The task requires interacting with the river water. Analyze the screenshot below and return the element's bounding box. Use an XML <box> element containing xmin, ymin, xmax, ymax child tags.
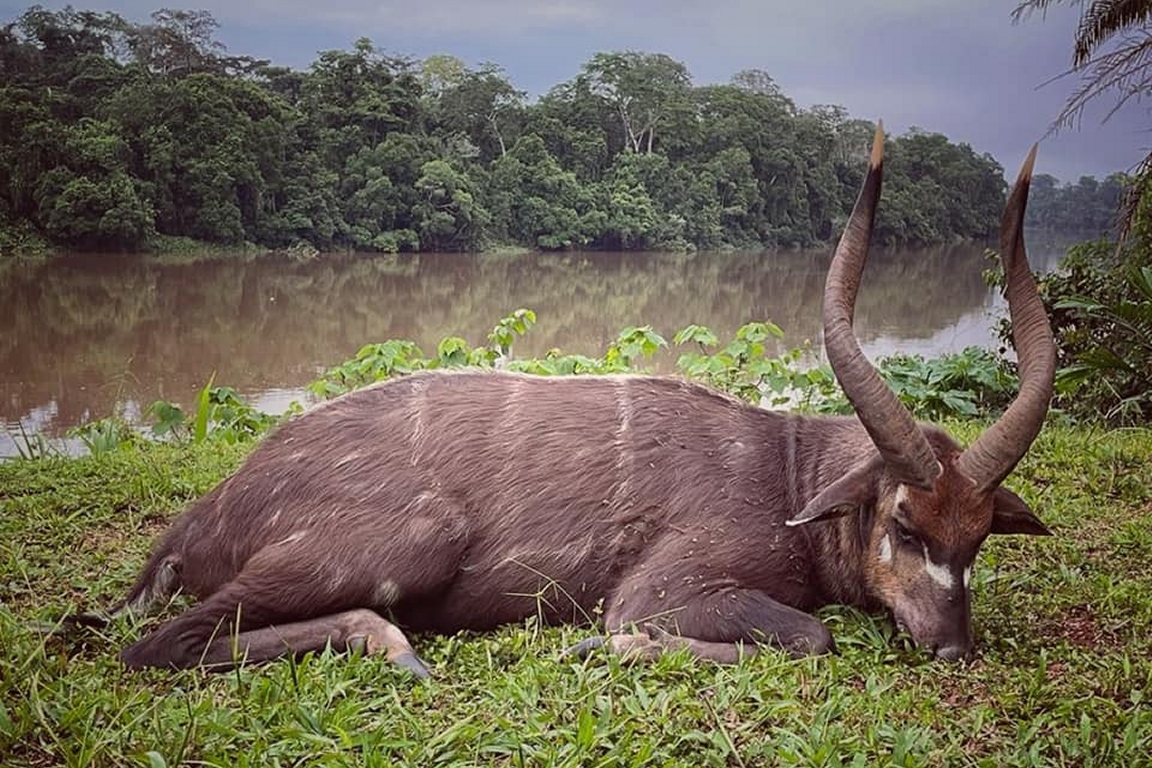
<box><xmin>0</xmin><ymin>239</ymin><xmax>1071</xmax><ymax>458</ymax></box>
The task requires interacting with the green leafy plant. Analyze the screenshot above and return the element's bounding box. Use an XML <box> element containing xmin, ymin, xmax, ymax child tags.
<box><xmin>876</xmin><ymin>347</ymin><xmax>1019</xmax><ymax>420</ymax></box>
<box><xmin>603</xmin><ymin>326</ymin><xmax>668</xmax><ymax>371</ymax></box>
<box><xmin>999</xmin><ymin>231</ymin><xmax>1152</xmax><ymax>426</ymax></box>
<box><xmin>306</xmin><ymin>313</ymin><xmax>1015</xmax><ymax>422</ymax></box>
<box><xmin>1051</xmin><ymin>264</ymin><xmax>1152</xmax><ymax>423</ymax></box>
<box><xmin>674</xmin><ymin>321</ymin><xmax>842</xmax><ymax>411</ymax></box>
<box><xmin>145</xmin><ymin>377</ymin><xmax>280</xmax><ymax>446</ymax></box>
<box><xmin>307</xmin><ymin>340</ymin><xmax>432</xmax><ymax>398</ymax></box>
<box><xmin>67</xmin><ymin>418</ymin><xmax>139</xmax><ymax>457</ymax></box>
<box><xmin>5</xmin><ymin>420</ymin><xmax>59</xmax><ymax>461</ymax></box>
<box><xmin>309</xmin><ymin>309</ymin><xmax>544</xmax><ymax>397</ymax></box>
<box><xmin>486</xmin><ymin>308</ymin><xmax>537</xmax><ymax>360</ymax></box>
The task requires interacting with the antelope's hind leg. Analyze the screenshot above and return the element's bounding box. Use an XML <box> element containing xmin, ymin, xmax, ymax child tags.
<box><xmin>120</xmin><ymin>540</ymin><xmax>463</xmax><ymax>676</ymax></box>
<box><xmin>120</xmin><ymin>494</ymin><xmax>471</xmax><ymax>676</ymax></box>
<box><xmin>129</xmin><ymin>606</ymin><xmax>429</xmax><ymax>676</ymax></box>
<box><xmin>119</xmin><ymin>575</ymin><xmax>433</xmax><ymax>677</ymax></box>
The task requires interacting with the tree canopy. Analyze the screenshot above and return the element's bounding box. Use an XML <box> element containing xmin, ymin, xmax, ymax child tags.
<box><xmin>0</xmin><ymin>5</ymin><xmax>1118</xmax><ymax>255</ymax></box>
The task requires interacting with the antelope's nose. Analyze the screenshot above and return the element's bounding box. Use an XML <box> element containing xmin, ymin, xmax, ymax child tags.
<box><xmin>934</xmin><ymin>643</ymin><xmax>971</xmax><ymax>662</ymax></box>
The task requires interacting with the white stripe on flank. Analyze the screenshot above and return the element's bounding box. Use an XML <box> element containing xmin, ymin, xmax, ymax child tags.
<box><xmin>613</xmin><ymin>379</ymin><xmax>633</xmax><ymax>504</ymax></box>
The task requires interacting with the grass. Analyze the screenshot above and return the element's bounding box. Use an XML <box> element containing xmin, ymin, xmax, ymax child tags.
<box><xmin>1</xmin><ymin>425</ymin><xmax>1150</xmax><ymax>767</ymax></box>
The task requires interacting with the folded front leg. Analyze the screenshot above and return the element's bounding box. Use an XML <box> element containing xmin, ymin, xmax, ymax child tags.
<box><xmin>565</xmin><ymin>627</ymin><xmax>755</xmax><ymax>664</ymax></box>
<box><xmin>595</xmin><ymin>566</ymin><xmax>835</xmax><ymax>662</ymax></box>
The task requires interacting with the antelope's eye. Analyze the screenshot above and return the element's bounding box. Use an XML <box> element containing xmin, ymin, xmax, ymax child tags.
<box><xmin>894</xmin><ymin>520</ymin><xmax>918</xmax><ymax>546</ymax></box>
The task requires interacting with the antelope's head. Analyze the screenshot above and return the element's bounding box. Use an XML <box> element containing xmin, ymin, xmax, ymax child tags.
<box><xmin>789</xmin><ymin>124</ymin><xmax>1057</xmax><ymax>660</ymax></box>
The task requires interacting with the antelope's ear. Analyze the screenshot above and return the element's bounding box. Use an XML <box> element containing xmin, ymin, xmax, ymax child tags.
<box><xmin>787</xmin><ymin>456</ymin><xmax>881</xmax><ymax>527</ymax></box>
<box><xmin>991</xmin><ymin>486</ymin><xmax>1052</xmax><ymax>536</ymax></box>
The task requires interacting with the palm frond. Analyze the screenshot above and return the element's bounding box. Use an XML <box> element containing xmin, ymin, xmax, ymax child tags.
<box><xmin>1074</xmin><ymin>0</ymin><xmax>1152</xmax><ymax>65</ymax></box>
<box><xmin>1049</xmin><ymin>30</ymin><xmax>1152</xmax><ymax>130</ymax></box>
<box><xmin>1012</xmin><ymin>0</ymin><xmax>1079</xmax><ymax>26</ymax></box>
<box><xmin>1014</xmin><ymin>1</ymin><xmax>1152</xmax><ymax>64</ymax></box>
<box><xmin>1118</xmin><ymin>150</ymin><xmax>1152</xmax><ymax>242</ymax></box>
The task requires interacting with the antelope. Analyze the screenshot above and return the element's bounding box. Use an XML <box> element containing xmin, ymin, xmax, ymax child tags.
<box><xmin>86</xmin><ymin>125</ymin><xmax>1055</xmax><ymax>676</ymax></box>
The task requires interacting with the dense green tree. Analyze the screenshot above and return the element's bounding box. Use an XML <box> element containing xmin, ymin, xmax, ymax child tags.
<box><xmin>1024</xmin><ymin>172</ymin><xmax>1126</xmax><ymax>233</ymax></box>
<box><xmin>126</xmin><ymin>9</ymin><xmax>224</xmax><ymax>76</ymax></box>
<box><xmin>0</xmin><ymin>5</ymin><xmax>1100</xmax><ymax>256</ymax></box>
<box><xmin>340</xmin><ymin>132</ymin><xmax>438</xmax><ymax>251</ymax></box>
<box><xmin>425</xmin><ymin>59</ymin><xmax>524</xmax><ymax>161</ymax></box>
<box><xmin>412</xmin><ymin>159</ymin><xmax>487</xmax><ymax>251</ymax></box>
<box><xmin>582</xmin><ymin>51</ymin><xmax>693</xmax><ymax>155</ymax></box>
<box><xmin>486</xmin><ymin>135</ymin><xmax>600</xmax><ymax>249</ymax></box>
<box><xmin>299</xmin><ymin>39</ymin><xmax>422</xmax><ymax>167</ymax></box>
<box><xmin>33</xmin><ymin>117</ymin><xmax>153</xmax><ymax>247</ymax></box>
<box><xmin>528</xmin><ymin>76</ymin><xmax>618</xmax><ymax>180</ymax></box>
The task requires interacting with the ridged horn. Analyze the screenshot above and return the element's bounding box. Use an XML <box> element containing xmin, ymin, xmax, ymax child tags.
<box><xmin>823</xmin><ymin>122</ymin><xmax>942</xmax><ymax>489</ymax></box>
<box><xmin>958</xmin><ymin>145</ymin><xmax>1055</xmax><ymax>490</ymax></box>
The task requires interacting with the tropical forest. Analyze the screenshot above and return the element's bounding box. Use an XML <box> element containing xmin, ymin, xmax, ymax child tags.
<box><xmin>0</xmin><ymin>5</ymin><xmax>1129</xmax><ymax>256</ymax></box>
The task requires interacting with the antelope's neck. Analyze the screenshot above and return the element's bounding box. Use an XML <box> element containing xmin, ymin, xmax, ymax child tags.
<box><xmin>786</xmin><ymin>417</ymin><xmax>877</xmax><ymax>609</ymax></box>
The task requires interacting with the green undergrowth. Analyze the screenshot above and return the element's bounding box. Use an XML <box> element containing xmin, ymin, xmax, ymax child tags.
<box><xmin>5</xmin><ymin>310</ymin><xmax>1026</xmax><ymax>460</ymax></box>
<box><xmin>1</xmin><ymin>423</ymin><xmax>1149</xmax><ymax>767</ymax></box>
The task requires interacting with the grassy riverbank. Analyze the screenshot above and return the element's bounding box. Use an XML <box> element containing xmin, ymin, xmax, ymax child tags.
<box><xmin>1</xmin><ymin>422</ymin><xmax>1149</xmax><ymax>767</ymax></box>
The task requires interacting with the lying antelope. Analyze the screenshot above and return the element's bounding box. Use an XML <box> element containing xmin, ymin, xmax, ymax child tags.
<box><xmin>88</xmin><ymin>125</ymin><xmax>1055</xmax><ymax>675</ymax></box>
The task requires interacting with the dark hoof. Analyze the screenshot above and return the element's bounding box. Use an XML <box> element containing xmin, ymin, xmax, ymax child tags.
<box><xmin>933</xmin><ymin>644</ymin><xmax>972</xmax><ymax>662</ymax></box>
<box><xmin>782</xmin><ymin>626</ymin><xmax>836</xmax><ymax>657</ymax></box>
<box><xmin>30</xmin><ymin>619</ymin><xmax>66</xmax><ymax>636</ymax></box>
<box><xmin>561</xmin><ymin>636</ymin><xmax>605</xmax><ymax>660</ymax></box>
<box><xmin>392</xmin><ymin>652</ymin><xmax>432</xmax><ymax>679</ymax></box>
<box><xmin>32</xmin><ymin>612</ymin><xmax>110</xmax><ymax>636</ymax></box>
<box><xmin>70</xmin><ymin>611</ymin><xmax>113</xmax><ymax>629</ymax></box>
<box><xmin>120</xmin><ymin>642</ymin><xmax>152</xmax><ymax>669</ymax></box>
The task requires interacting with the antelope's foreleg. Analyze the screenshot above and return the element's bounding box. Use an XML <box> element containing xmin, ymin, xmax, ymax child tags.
<box><xmin>595</xmin><ymin>571</ymin><xmax>835</xmax><ymax>661</ymax></box>
<box><xmin>565</xmin><ymin>629</ymin><xmax>754</xmax><ymax>664</ymax></box>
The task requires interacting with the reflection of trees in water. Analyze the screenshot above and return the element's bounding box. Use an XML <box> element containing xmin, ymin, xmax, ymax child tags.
<box><xmin>1</xmin><ymin>243</ymin><xmax>1059</xmax><ymax>435</ymax></box>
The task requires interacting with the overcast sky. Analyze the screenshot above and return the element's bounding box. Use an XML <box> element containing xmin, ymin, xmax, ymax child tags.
<box><xmin>5</xmin><ymin>0</ymin><xmax>1148</xmax><ymax>181</ymax></box>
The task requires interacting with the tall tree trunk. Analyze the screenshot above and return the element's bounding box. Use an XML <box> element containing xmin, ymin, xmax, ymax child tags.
<box><xmin>488</xmin><ymin>112</ymin><xmax>506</xmax><ymax>157</ymax></box>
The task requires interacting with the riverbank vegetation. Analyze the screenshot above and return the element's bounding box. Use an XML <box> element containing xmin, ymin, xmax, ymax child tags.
<box><xmin>0</xmin><ymin>5</ymin><xmax>1128</xmax><ymax>257</ymax></box>
<box><xmin>4</xmin><ymin>179</ymin><xmax>1148</xmax><ymax>762</ymax></box>
<box><xmin>3</xmin><ymin>250</ymin><xmax>1150</xmax><ymax>765</ymax></box>
<box><xmin>1</xmin><ymin>314</ymin><xmax>1149</xmax><ymax>765</ymax></box>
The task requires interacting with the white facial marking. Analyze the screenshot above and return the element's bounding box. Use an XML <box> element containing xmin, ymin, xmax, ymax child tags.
<box><xmin>895</xmin><ymin>484</ymin><xmax>911</xmax><ymax>508</ymax></box>
<box><xmin>922</xmin><ymin>544</ymin><xmax>954</xmax><ymax>590</ymax></box>
<box><xmin>963</xmin><ymin>566</ymin><xmax>972</xmax><ymax>589</ymax></box>
<box><xmin>878</xmin><ymin>534</ymin><xmax>893</xmax><ymax>564</ymax></box>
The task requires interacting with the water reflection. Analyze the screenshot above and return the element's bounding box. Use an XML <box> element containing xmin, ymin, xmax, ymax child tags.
<box><xmin>0</xmin><ymin>242</ymin><xmax>1067</xmax><ymax>457</ymax></box>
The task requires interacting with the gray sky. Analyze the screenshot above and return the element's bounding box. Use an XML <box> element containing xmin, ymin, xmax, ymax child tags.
<box><xmin>5</xmin><ymin>0</ymin><xmax>1147</xmax><ymax>181</ymax></box>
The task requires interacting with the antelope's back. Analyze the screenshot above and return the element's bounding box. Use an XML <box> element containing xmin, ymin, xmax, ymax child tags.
<box><xmin>175</xmin><ymin>371</ymin><xmax>790</xmax><ymax>603</ymax></box>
